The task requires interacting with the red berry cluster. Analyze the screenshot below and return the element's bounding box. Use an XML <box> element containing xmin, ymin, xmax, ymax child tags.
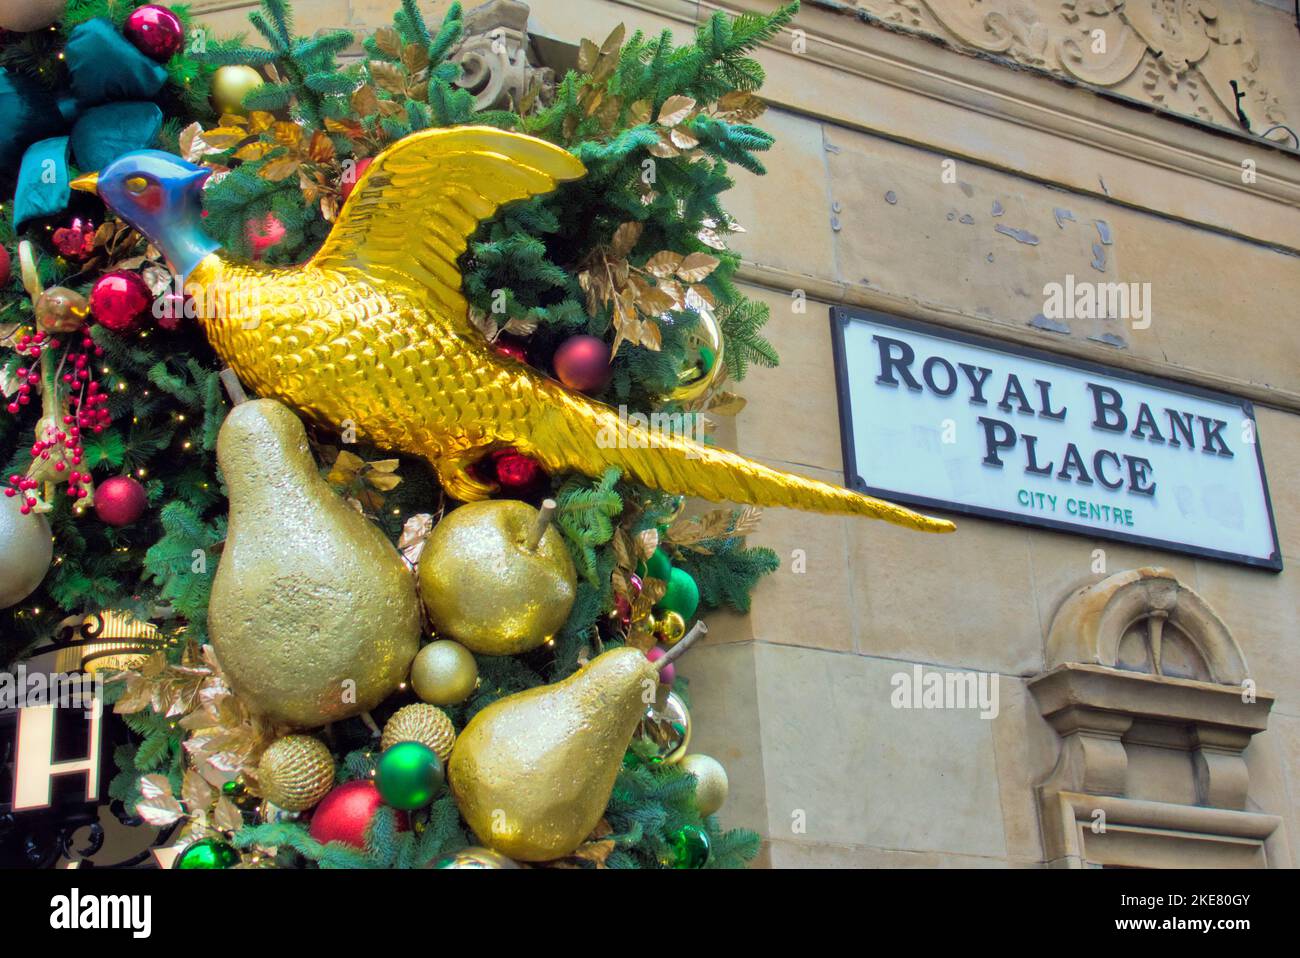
<box><xmin>4</xmin><ymin>328</ymin><xmax>110</xmax><ymax>508</ymax></box>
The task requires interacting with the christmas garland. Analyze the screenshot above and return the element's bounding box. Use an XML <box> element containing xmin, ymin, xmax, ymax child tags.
<box><xmin>0</xmin><ymin>0</ymin><xmax>799</xmax><ymax>869</ymax></box>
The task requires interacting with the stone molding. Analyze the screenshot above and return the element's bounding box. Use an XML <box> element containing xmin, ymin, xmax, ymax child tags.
<box><xmin>1029</xmin><ymin>568</ymin><xmax>1285</xmax><ymax>867</ymax></box>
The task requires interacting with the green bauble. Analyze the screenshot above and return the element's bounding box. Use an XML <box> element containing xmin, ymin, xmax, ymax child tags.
<box><xmin>174</xmin><ymin>838</ymin><xmax>240</xmax><ymax>870</ymax></box>
<box><xmin>376</xmin><ymin>741</ymin><xmax>444</xmax><ymax>810</ymax></box>
<box><xmin>667</xmin><ymin>824</ymin><xmax>711</xmax><ymax>869</ymax></box>
<box><xmin>639</xmin><ymin>548</ymin><xmax>672</xmax><ymax>582</ymax></box>
<box><xmin>657</xmin><ymin>567</ymin><xmax>700</xmax><ymax>620</ymax></box>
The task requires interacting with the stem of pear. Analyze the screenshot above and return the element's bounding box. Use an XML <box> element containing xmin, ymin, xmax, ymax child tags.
<box><xmin>525</xmin><ymin>498</ymin><xmax>557</xmax><ymax>551</ymax></box>
<box><xmin>219</xmin><ymin>367</ymin><xmax>248</xmax><ymax>406</ymax></box>
<box><xmin>656</xmin><ymin>621</ymin><xmax>707</xmax><ymax>671</ymax></box>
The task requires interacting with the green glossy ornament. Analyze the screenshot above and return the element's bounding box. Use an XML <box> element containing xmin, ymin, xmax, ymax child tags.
<box><xmin>376</xmin><ymin>741</ymin><xmax>444</xmax><ymax>810</ymax></box>
<box><xmin>656</xmin><ymin>566</ymin><xmax>700</xmax><ymax>620</ymax></box>
<box><xmin>174</xmin><ymin>838</ymin><xmax>240</xmax><ymax>870</ymax></box>
<box><xmin>668</xmin><ymin>824</ymin><xmax>710</xmax><ymax>869</ymax></box>
<box><xmin>639</xmin><ymin>548</ymin><xmax>672</xmax><ymax>582</ymax></box>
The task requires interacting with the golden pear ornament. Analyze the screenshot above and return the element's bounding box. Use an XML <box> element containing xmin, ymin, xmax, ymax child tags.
<box><xmin>448</xmin><ymin>624</ymin><xmax>706</xmax><ymax>862</ymax></box>
<box><xmin>381</xmin><ymin>703</ymin><xmax>456</xmax><ymax>763</ymax></box>
<box><xmin>208</xmin><ymin>399</ymin><xmax>421</xmax><ymax>727</ymax></box>
<box><xmin>256</xmin><ymin>735</ymin><xmax>336</xmax><ymax>812</ymax></box>
<box><xmin>417</xmin><ymin>499</ymin><xmax>576</xmax><ymax>656</ymax></box>
<box><xmin>0</xmin><ymin>493</ymin><xmax>52</xmax><ymax>610</ymax></box>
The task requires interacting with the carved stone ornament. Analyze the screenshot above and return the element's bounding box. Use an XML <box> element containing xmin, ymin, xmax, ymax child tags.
<box><xmin>1028</xmin><ymin>568</ymin><xmax>1287</xmax><ymax>867</ymax></box>
<box><xmin>846</xmin><ymin>0</ymin><xmax>1291</xmax><ymax>138</ymax></box>
<box><xmin>451</xmin><ymin>0</ymin><xmax>555</xmax><ymax>113</ymax></box>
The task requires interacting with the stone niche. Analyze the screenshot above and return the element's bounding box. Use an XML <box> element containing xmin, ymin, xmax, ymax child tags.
<box><xmin>1029</xmin><ymin>567</ymin><xmax>1288</xmax><ymax>867</ymax></box>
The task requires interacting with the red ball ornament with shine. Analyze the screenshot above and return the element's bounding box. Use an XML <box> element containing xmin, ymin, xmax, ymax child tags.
<box><xmin>309</xmin><ymin>780</ymin><xmax>407</xmax><ymax>849</ymax></box>
<box><xmin>124</xmin><ymin>5</ymin><xmax>185</xmax><ymax>61</ymax></box>
<box><xmin>94</xmin><ymin>476</ymin><xmax>148</xmax><ymax>527</ymax></box>
<box><xmin>491</xmin><ymin>448</ymin><xmax>545</xmax><ymax>494</ymax></box>
<box><xmin>341</xmin><ymin>157</ymin><xmax>373</xmax><ymax>202</ymax></box>
<box><xmin>0</xmin><ymin>245</ymin><xmax>10</xmax><ymax>287</ymax></box>
<box><xmin>90</xmin><ymin>271</ymin><xmax>152</xmax><ymax>333</ymax></box>
<box><xmin>553</xmin><ymin>334</ymin><xmax>611</xmax><ymax>393</ymax></box>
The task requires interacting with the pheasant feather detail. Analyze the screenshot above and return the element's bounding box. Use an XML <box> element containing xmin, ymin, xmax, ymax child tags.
<box><xmin>82</xmin><ymin>128</ymin><xmax>953</xmax><ymax>533</ymax></box>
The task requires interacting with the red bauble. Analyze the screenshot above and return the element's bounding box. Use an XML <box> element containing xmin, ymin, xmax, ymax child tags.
<box><xmin>52</xmin><ymin>217</ymin><xmax>96</xmax><ymax>261</ymax></box>
<box><xmin>340</xmin><ymin>157</ymin><xmax>373</xmax><ymax>202</ymax></box>
<box><xmin>492</xmin><ymin>337</ymin><xmax>529</xmax><ymax>365</ymax></box>
<box><xmin>245</xmin><ymin>212</ymin><xmax>286</xmax><ymax>261</ymax></box>
<box><xmin>90</xmin><ymin>271</ymin><xmax>153</xmax><ymax>333</ymax></box>
<box><xmin>94</xmin><ymin>476</ymin><xmax>148</xmax><ymax>527</ymax></box>
<box><xmin>553</xmin><ymin>334</ymin><xmax>612</xmax><ymax>393</ymax></box>
<box><xmin>124</xmin><ymin>5</ymin><xmax>184</xmax><ymax>61</ymax></box>
<box><xmin>309</xmin><ymin>780</ymin><xmax>407</xmax><ymax>848</ymax></box>
<box><xmin>491</xmin><ymin>448</ymin><xmax>545</xmax><ymax>493</ymax></box>
<box><xmin>0</xmin><ymin>245</ymin><xmax>10</xmax><ymax>287</ymax></box>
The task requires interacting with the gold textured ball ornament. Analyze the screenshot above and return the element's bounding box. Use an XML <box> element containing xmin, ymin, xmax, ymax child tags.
<box><xmin>680</xmin><ymin>753</ymin><xmax>729</xmax><ymax>817</ymax></box>
<box><xmin>382</xmin><ymin>703</ymin><xmax>456</xmax><ymax>763</ymax></box>
<box><xmin>256</xmin><ymin>735</ymin><xmax>336</xmax><ymax>812</ymax></box>
<box><xmin>211</xmin><ymin>65</ymin><xmax>264</xmax><ymax>115</ymax></box>
<box><xmin>427</xmin><ymin>846</ymin><xmax>521</xmax><ymax>869</ymax></box>
<box><xmin>411</xmin><ymin>640</ymin><xmax>478</xmax><ymax>706</ymax></box>
<box><xmin>635</xmin><ymin>689</ymin><xmax>692</xmax><ymax>765</ymax></box>
<box><xmin>417</xmin><ymin>500</ymin><xmax>576</xmax><ymax>656</ymax></box>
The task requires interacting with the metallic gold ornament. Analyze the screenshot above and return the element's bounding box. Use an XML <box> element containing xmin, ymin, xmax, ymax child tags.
<box><xmin>85</xmin><ymin>127</ymin><xmax>952</xmax><ymax>534</ymax></box>
<box><xmin>635</xmin><ymin>689</ymin><xmax>691</xmax><ymax>765</ymax></box>
<box><xmin>418</xmin><ymin>500</ymin><xmax>576</xmax><ymax>656</ymax></box>
<box><xmin>680</xmin><ymin>753</ymin><xmax>728</xmax><ymax>817</ymax></box>
<box><xmin>208</xmin><ymin>400</ymin><xmax>421</xmax><ymax>727</ymax></box>
<box><xmin>667</xmin><ymin>303</ymin><xmax>724</xmax><ymax>402</ymax></box>
<box><xmin>653</xmin><ymin>610</ymin><xmax>687</xmax><ymax>646</ymax></box>
<box><xmin>0</xmin><ymin>493</ymin><xmax>52</xmax><ymax>610</ymax></box>
<box><xmin>256</xmin><ymin>735</ymin><xmax>336</xmax><ymax>812</ymax></box>
<box><xmin>449</xmin><ymin>647</ymin><xmax>660</xmax><ymax>862</ymax></box>
<box><xmin>381</xmin><ymin>703</ymin><xmax>456</xmax><ymax>763</ymax></box>
<box><xmin>34</xmin><ymin>286</ymin><xmax>90</xmax><ymax>333</ymax></box>
<box><xmin>211</xmin><ymin>65</ymin><xmax>264</xmax><ymax>115</ymax></box>
<box><xmin>410</xmin><ymin>640</ymin><xmax>478</xmax><ymax>706</ymax></box>
<box><xmin>428</xmin><ymin>846</ymin><xmax>521</xmax><ymax>869</ymax></box>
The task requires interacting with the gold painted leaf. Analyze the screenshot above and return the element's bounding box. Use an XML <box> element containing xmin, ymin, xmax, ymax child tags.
<box><xmin>675</xmin><ymin>252</ymin><xmax>720</xmax><ymax>282</ymax></box>
<box><xmin>367</xmin><ymin>473</ymin><xmax>402</xmax><ymax>492</ymax></box>
<box><xmin>213</xmin><ymin>796</ymin><xmax>244</xmax><ymax>833</ymax></box>
<box><xmin>610</xmin><ymin>222</ymin><xmax>643</xmax><ymax>258</ymax></box>
<box><xmin>635</xmin><ymin>527</ymin><xmax>660</xmax><ymax>560</ymax></box>
<box><xmin>307</xmin><ymin>130</ymin><xmax>335</xmax><ymax>163</ymax></box>
<box><xmin>182</xmin><ymin>769</ymin><xmax>215</xmax><ymax>811</ymax></box>
<box><xmin>639</xmin><ymin>318</ymin><xmax>663</xmax><ymax>351</ymax></box>
<box><xmin>137</xmin><ymin>774</ymin><xmax>185</xmax><ymax>826</ymax></box>
<box><xmin>657</xmin><ymin>95</ymin><xmax>696</xmax><ymax>128</ymax></box>
<box><xmin>706</xmin><ymin>391</ymin><xmax>748</xmax><ymax>416</ymax></box>
<box><xmin>233</xmin><ymin>142</ymin><xmax>275</xmax><ymax>162</ymax></box>
<box><xmin>600</xmin><ymin>24</ymin><xmax>626</xmax><ymax>58</ymax></box>
<box><xmin>644</xmin><ymin>251</ymin><xmax>683</xmax><ymax>278</ymax></box>
<box><xmin>577</xmin><ymin>38</ymin><xmax>600</xmax><ymax>73</ymax></box>
<box><xmin>272</xmin><ymin>121</ymin><xmax>303</xmax><ymax>148</ymax></box>
<box><xmin>351</xmin><ymin>84</ymin><xmax>381</xmax><ymax>117</ymax></box>
<box><xmin>670</xmin><ymin>127</ymin><xmax>699</xmax><ymax>150</ymax></box>
<box><xmin>247</xmin><ymin>111</ymin><xmax>276</xmax><ymax>134</ymax></box>
<box><xmin>200</xmin><ymin>127</ymin><xmax>249</xmax><ymax>150</ymax></box>
<box><xmin>376</xmin><ymin>98</ymin><xmax>406</xmax><ymax>117</ymax></box>
<box><xmin>401</xmin><ymin>42</ymin><xmax>429</xmax><ymax>74</ymax></box>
<box><xmin>373</xmin><ymin>26</ymin><xmax>403</xmax><ymax>59</ymax></box>
<box><xmin>647</xmin><ymin>133</ymin><xmax>680</xmax><ymax>158</ymax></box>
<box><xmin>259</xmin><ymin>156</ymin><xmax>301</xmax><ymax>182</ymax></box>
<box><xmin>629</xmin><ymin>99</ymin><xmax>653</xmax><ymax>125</ymax></box>
<box><xmin>370</xmin><ymin>60</ymin><xmax>407</xmax><ymax>96</ymax></box>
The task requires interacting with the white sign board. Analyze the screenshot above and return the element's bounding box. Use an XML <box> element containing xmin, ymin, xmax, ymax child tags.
<box><xmin>829</xmin><ymin>309</ymin><xmax>1282</xmax><ymax>570</ymax></box>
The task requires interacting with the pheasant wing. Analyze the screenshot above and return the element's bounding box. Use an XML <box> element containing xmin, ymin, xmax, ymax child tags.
<box><xmin>310</xmin><ymin>126</ymin><xmax>586</xmax><ymax>317</ymax></box>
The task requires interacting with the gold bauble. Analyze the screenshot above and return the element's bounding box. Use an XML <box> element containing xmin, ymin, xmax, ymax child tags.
<box><xmin>208</xmin><ymin>400</ymin><xmax>421</xmax><ymax>727</ymax></box>
<box><xmin>667</xmin><ymin>302</ymin><xmax>725</xmax><ymax>402</ymax></box>
<box><xmin>654</xmin><ymin>610</ymin><xmax>687</xmax><ymax>646</ymax></box>
<box><xmin>635</xmin><ymin>689</ymin><xmax>691</xmax><ymax>765</ymax></box>
<box><xmin>381</xmin><ymin>703</ymin><xmax>456</xmax><ymax>763</ymax></box>
<box><xmin>211</xmin><ymin>65</ymin><xmax>264</xmax><ymax>115</ymax></box>
<box><xmin>34</xmin><ymin>287</ymin><xmax>90</xmax><ymax>334</ymax></box>
<box><xmin>680</xmin><ymin>753</ymin><xmax>728</xmax><ymax>817</ymax></box>
<box><xmin>417</xmin><ymin>500</ymin><xmax>576</xmax><ymax>656</ymax></box>
<box><xmin>449</xmin><ymin>647</ymin><xmax>659</xmax><ymax>861</ymax></box>
<box><xmin>256</xmin><ymin>735</ymin><xmax>336</xmax><ymax>812</ymax></box>
<box><xmin>410</xmin><ymin>640</ymin><xmax>478</xmax><ymax>706</ymax></box>
<box><xmin>427</xmin><ymin>846</ymin><xmax>521</xmax><ymax>869</ymax></box>
<box><xmin>0</xmin><ymin>493</ymin><xmax>52</xmax><ymax>610</ymax></box>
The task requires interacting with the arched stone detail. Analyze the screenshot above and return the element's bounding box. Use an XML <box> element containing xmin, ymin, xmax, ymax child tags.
<box><xmin>1046</xmin><ymin>567</ymin><xmax>1248</xmax><ymax>686</ymax></box>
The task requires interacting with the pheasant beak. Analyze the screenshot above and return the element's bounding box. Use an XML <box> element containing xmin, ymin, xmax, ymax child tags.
<box><xmin>70</xmin><ymin>172</ymin><xmax>100</xmax><ymax>194</ymax></box>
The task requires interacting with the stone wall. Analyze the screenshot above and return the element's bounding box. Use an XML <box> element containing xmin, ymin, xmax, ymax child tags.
<box><xmin>189</xmin><ymin>0</ymin><xmax>1300</xmax><ymax>866</ymax></box>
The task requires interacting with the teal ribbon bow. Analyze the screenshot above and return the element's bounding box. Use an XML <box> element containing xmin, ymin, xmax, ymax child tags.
<box><xmin>1</xmin><ymin>18</ymin><xmax>169</xmax><ymax>228</ymax></box>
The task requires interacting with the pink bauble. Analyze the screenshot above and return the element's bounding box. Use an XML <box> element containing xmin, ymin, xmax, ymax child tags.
<box><xmin>646</xmin><ymin>645</ymin><xmax>675</xmax><ymax>686</ymax></box>
<box><xmin>341</xmin><ymin>157</ymin><xmax>373</xmax><ymax>202</ymax></box>
<box><xmin>123</xmin><ymin>5</ymin><xmax>184</xmax><ymax>61</ymax></box>
<box><xmin>94</xmin><ymin>476</ymin><xmax>148</xmax><ymax>527</ymax></box>
<box><xmin>0</xmin><ymin>245</ymin><xmax>9</xmax><ymax>287</ymax></box>
<box><xmin>553</xmin><ymin>334</ymin><xmax>611</xmax><ymax>393</ymax></box>
<box><xmin>90</xmin><ymin>271</ymin><xmax>152</xmax><ymax>333</ymax></box>
<box><xmin>309</xmin><ymin>780</ymin><xmax>407</xmax><ymax>849</ymax></box>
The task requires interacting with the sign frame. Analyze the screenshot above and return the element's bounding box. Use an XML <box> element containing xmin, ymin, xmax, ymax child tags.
<box><xmin>828</xmin><ymin>306</ymin><xmax>1284</xmax><ymax>571</ymax></box>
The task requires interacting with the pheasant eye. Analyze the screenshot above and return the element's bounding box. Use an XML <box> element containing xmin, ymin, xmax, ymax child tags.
<box><xmin>125</xmin><ymin>176</ymin><xmax>150</xmax><ymax>195</ymax></box>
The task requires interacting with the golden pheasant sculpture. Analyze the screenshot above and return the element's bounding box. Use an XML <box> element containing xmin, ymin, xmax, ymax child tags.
<box><xmin>73</xmin><ymin>127</ymin><xmax>952</xmax><ymax>532</ymax></box>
